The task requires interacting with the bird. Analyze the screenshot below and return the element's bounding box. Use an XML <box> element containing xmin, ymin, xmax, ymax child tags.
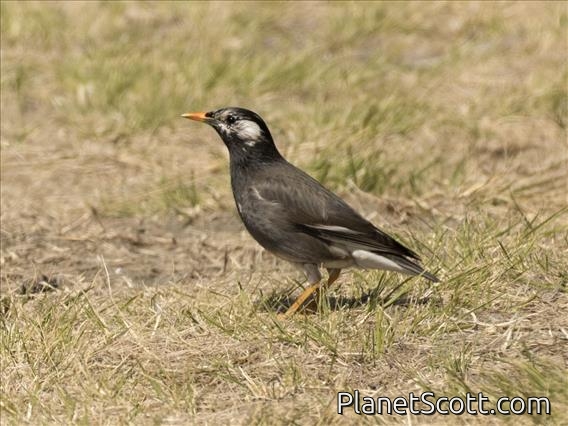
<box><xmin>182</xmin><ymin>107</ymin><xmax>439</xmax><ymax>317</ymax></box>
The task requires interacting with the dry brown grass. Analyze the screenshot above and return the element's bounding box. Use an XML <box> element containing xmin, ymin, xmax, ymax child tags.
<box><xmin>1</xmin><ymin>1</ymin><xmax>567</xmax><ymax>425</ymax></box>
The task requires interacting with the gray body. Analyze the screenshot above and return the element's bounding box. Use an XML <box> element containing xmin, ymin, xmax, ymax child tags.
<box><xmin>185</xmin><ymin>107</ymin><xmax>439</xmax><ymax>285</ymax></box>
<box><xmin>231</xmin><ymin>158</ymin><xmax>438</xmax><ymax>283</ymax></box>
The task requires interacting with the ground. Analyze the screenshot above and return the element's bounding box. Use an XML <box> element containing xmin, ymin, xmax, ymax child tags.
<box><xmin>1</xmin><ymin>2</ymin><xmax>567</xmax><ymax>425</ymax></box>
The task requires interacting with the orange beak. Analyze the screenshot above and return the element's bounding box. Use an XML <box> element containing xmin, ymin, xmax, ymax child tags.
<box><xmin>181</xmin><ymin>112</ymin><xmax>209</xmax><ymax>122</ymax></box>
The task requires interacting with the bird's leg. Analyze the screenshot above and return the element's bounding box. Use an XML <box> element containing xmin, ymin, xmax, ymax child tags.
<box><xmin>302</xmin><ymin>268</ymin><xmax>342</xmax><ymax>314</ymax></box>
<box><xmin>279</xmin><ymin>269</ymin><xmax>342</xmax><ymax>319</ymax></box>
<box><xmin>313</xmin><ymin>268</ymin><xmax>341</xmax><ymax>308</ymax></box>
<box><xmin>280</xmin><ymin>280</ymin><xmax>321</xmax><ymax>318</ymax></box>
<box><xmin>325</xmin><ymin>268</ymin><xmax>342</xmax><ymax>288</ymax></box>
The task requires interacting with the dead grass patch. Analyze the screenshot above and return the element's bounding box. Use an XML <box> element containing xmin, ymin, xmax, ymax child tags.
<box><xmin>1</xmin><ymin>1</ymin><xmax>567</xmax><ymax>424</ymax></box>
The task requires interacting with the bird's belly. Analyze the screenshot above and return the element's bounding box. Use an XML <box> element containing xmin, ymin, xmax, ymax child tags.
<box><xmin>237</xmin><ymin>213</ymin><xmax>299</xmax><ymax>261</ymax></box>
<box><xmin>235</xmin><ymin>193</ymin><xmax>354</xmax><ymax>266</ymax></box>
<box><xmin>321</xmin><ymin>258</ymin><xmax>355</xmax><ymax>269</ymax></box>
<box><xmin>240</xmin><ymin>215</ymin><xmax>342</xmax><ymax>265</ymax></box>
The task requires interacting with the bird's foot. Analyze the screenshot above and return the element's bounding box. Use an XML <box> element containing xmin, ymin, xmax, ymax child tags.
<box><xmin>302</xmin><ymin>295</ymin><xmax>319</xmax><ymax>313</ymax></box>
<box><xmin>277</xmin><ymin>294</ymin><xmax>320</xmax><ymax>320</ymax></box>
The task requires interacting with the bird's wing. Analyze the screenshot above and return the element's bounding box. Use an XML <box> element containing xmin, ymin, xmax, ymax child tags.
<box><xmin>254</xmin><ymin>163</ymin><xmax>420</xmax><ymax>260</ymax></box>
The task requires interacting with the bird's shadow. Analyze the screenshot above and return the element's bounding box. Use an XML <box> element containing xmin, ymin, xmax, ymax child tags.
<box><xmin>256</xmin><ymin>287</ymin><xmax>436</xmax><ymax>315</ymax></box>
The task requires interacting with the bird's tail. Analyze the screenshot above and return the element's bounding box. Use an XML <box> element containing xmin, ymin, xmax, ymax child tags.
<box><xmin>387</xmin><ymin>255</ymin><xmax>440</xmax><ymax>283</ymax></box>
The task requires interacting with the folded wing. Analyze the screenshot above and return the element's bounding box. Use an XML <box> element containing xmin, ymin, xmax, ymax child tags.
<box><xmin>254</xmin><ymin>163</ymin><xmax>437</xmax><ymax>278</ymax></box>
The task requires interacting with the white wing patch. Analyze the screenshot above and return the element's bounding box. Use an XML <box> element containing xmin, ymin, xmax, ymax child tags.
<box><xmin>305</xmin><ymin>224</ymin><xmax>360</xmax><ymax>234</ymax></box>
<box><xmin>251</xmin><ymin>187</ymin><xmax>264</xmax><ymax>200</ymax></box>
<box><xmin>251</xmin><ymin>187</ymin><xmax>279</xmax><ymax>206</ymax></box>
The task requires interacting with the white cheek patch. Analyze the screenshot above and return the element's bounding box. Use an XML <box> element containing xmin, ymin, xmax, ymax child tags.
<box><xmin>236</xmin><ymin>120</ymin><xmax>263</xmax><ymax>144</ymax></box>
<box><xmin>217</xmin><ymin>123</ymin><xmax>229</xmax><ymax>135</ymax></box>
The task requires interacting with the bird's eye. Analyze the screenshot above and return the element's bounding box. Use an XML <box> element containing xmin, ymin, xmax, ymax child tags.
<box><xmin>226</xmin><ymin>115</ymin><xmax>237</xmax><ymax>125</ymax></box>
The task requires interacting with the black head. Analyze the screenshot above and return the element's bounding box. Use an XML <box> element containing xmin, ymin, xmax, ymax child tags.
<box><xmin>182</xmin><ymin>107</ymin><xmax>281</xmax><ymax>163</ymax></box>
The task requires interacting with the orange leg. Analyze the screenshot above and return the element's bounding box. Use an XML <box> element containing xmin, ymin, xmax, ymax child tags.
<box><xmin>312</xmin><ymin>268</ymin><xmax>341</xmax><ymax>308</ymax></box>
<box><xmin>279</xmin><ymin>281</ymin><xmax>321</xmax><ymax>319</ymax></box>
<box><xmin>325</xmin><ymin>268</ymin><xmax>341</xmax><ymax>288</ymax></box>
<box><xmin>280</xmin><ymin>268</ymin><xmax>342</xmax><ymax>318</ymax></box>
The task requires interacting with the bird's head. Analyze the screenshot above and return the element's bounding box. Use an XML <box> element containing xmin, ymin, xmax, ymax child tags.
<box><xmin>182</xmin><ymin>107</ymin><xmax>280</xmax><ymax>162</ymax></box>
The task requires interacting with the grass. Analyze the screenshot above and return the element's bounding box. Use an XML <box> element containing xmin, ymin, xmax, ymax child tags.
<box><xmin>1</xmin><ymin>1</ymin><xmax>567</xmax><ymax>425</ymax></box>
